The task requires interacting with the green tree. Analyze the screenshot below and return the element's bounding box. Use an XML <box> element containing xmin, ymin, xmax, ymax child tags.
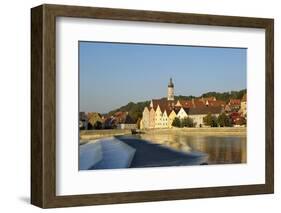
<box><xmin>211</xmin><ymin>117</ymin><xmax>218</xmax><ymax>127</ymax></box>
<box><xmin>88</xmin><ymin>112</ymin><xmax>103</xmax><ymax>127</ymax></box>
<box><xmin>108</xmin><ymin>101</ymin><xmax>150</xmax><ymax>122</ymax></box>
<box><xmin>87</xmin><ymin>122</ymin><xmax>93</xmax><ymax>130</ymax></box>
<box><xmin>201</xmin><ymin>89</ymin><xmax>246</xmax><ymax>102</ymax></box>
<box><xmin>136</xmin><ymin>117</ymin><xmax>142</xmax><ymax>129</ymax></box>
<box><xmin>203</xmin><ymin>113</ymin><xmax>218</xmax><ymax>127</ymax></box>
<box><xmin>182</xmin><ymin>117</ymin><xmax>195</xmax><ymax>127</ymax></box>
<box><xmin>93</xmin><ymin>121</ymin><xmax>102</xmax><ymax>129</ymax></box>
<box><xmin>172</xmin><ymin>117</ymin><xmax>181</xmax><ymax>127</ymax></box>
<box><xmin>217</xmin><ymin>113</ymin><xmax>232</xmax><ymax>127</ymax></box>
<box><xmin>203</xmin><ymin>113</ymin><xmax>212</xmax><ymax>126</ymax></box>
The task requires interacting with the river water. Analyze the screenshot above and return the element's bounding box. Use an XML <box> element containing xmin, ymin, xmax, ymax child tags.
<box><xmin>135</xmin><ymin>133</ymin><xmax>246</xmax><ymax>165</ymax></box>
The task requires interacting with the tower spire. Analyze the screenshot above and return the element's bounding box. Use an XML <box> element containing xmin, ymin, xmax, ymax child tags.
<box><xmin>168</xmin><ymin>77</ymin><xmax>174</xmax><ymax>88</ymax></box>
<box><xmin>167</xmin><ymin>78</ymin><xmax>174</xmax><ymax>101</ymax></box>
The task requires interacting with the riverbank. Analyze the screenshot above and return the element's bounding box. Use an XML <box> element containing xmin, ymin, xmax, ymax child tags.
<box><xmin>80</xmin><ymin>129</ymin><xmax>130</xmax><ymax>141</ymax></box>
<box><xmin>144</xmin><ymin>127</ymin><xmax>246</xmax><ymax>136</ymax></box>
<box><xmin>80</xmin><ymin>127</ymin><xmax>246</xmax><ymax>143</ymax></box>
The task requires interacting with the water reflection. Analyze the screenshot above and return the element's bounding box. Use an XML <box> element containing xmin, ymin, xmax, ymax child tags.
<box><xmin>136</xmin><ymin>133</ymin><xmax>246</xmax><ymax>164</ymax></box>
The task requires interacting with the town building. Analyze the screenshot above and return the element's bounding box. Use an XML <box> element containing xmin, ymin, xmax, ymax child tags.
<box><xmin>167</xmin><ymin>110</ymin><xmax>176</xmax><ymax>128</ymax></box>
<box><xmin>103</xmin><ymin>111</ymin><xmax>137</xmax><ymax>129</ymax></box>
<box><xmin>140</xmin><ymin>78</ymin><xmax>229</xmax><ymax>129</ymax></box>
<box><xmin>79</xmin><ymin>112</ymin><xmax>88</xmax><ymax>130</ymax></box>
<box><xmin>240</xmin><ymin>94</ymin><xmax>247</xmax><ymax>116</ymax></box>
<box><xmin>188</xmin><ymin>106</ymin><xmax>222</xmax><ymax>127</ymax></box>
<box><xmin>226</xmin><ymin>99</ymin><xmax>241</xmax><ymax>112</ymax></box>
<box><xmin>116</xmin><ymin>113</ymin><xmax>137</xmax><ymax>130</ymax></box>
<box><xmin>149</xmin><ymin>107</ymin><xmax>155</xmax><ymax>129</ymax></box>
<box><xmin>177</xmin><ymin>107</ymin><xmax>189</xmax><ymax>120</ymax></box>
<box><xmin>81</xmin><ymin>79</ymin><xmax>246</xmax><ymax>130</ymax></box>
<box><xmin>141</xmin><ymin>107</ymin><xmax>150</xmax><ymax>129</ymax></box>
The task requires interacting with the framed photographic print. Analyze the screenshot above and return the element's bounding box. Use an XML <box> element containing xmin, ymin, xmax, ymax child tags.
<box><xmin>31</xmin><ymin>4</ymin><xmax>274</xmax><ymax>208</ymax></box>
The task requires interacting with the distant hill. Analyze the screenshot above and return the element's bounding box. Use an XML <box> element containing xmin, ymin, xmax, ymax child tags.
<box><xmin>201</xmin><ymin>89</ymin><xmax>246</xmax><ymax>103</ymax></box>
<box><xmin>107</xmin><ymin>101</ymin><xmax>151</xmax><ymax>122</ymax></box>
<box><xmin>107</xmin><ymin>89</ymin><xmax>246</xmax><ymax>122</ymax></box>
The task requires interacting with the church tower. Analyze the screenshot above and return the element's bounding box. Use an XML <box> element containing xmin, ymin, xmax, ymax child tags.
<box><xmin>167</xmin><ymin>78</ymin><xmax>174</xmax><ymax>101</ymax></box>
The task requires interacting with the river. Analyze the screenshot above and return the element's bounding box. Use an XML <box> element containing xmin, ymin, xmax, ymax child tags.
<box><xmin>133</xmin><ymin>133</ymin><xmax>246</xmax><ymax>165</ymax></box>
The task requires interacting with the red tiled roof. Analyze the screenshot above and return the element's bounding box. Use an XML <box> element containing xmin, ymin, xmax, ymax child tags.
<box><xmin>229</xmin><ymin>99</ymin><xmax>241</xmax><ymax>105</ymax></box>
<box><xmin>150</xmin><ymin>98</ymin><xmax>225</xmax><ymax>115</ymax></box>
<box><xmin>151</xmin><ymin>99</ymin><xmax>176</xmax><ymax>112</ymax></box>
<box><xmin>179</xmin><ymin>100</ymin><xmax>193</xmax><ymax>108</ymax></box>
<box><xmin>201</xmin><ymin>96</ymin><xmax>216</xmax><ymax>102</ymax></box>
<box><xmin>189</xmin><ymin>106</ymin><xmax>223</xmax><ymax>115</ymax></box>
<box><xmin>113</xmin><ymin>111</ymin><xmax>128</xmax><ymax>123</ymax></box>
<box><xmin>114</xmin><ymin>111</ymin><xmax>126</xmax><ymax>117</ymax></box>
<box><xmin>207</xmin><ymin>100</ymin><xmax>226</xmax><ymax>107</ymax></box>
<box><xmin>192</xmin><ymin>99</ymin><xmax>205</xmax><ymax>108</ymax></box>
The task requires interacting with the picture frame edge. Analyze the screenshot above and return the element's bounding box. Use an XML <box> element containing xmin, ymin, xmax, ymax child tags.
<box><xmin>31</xmin><ymin>4</ymin><xmax>274</xmax><ymax>208</ymax></box>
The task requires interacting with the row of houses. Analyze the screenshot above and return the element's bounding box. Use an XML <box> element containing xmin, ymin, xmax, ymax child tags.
<box><xmin>140</xmin><ymin>78</ymin><xmax>247</xmax><ymax>129</ymax></box>
<box><xmin>80</xmin><ymin>79</ymin><xmax>247</xmax><ymax>130</ymax></box>
<box><xmin>79</xmin><ymin>111</ymin><xmax>137</xmax><ymax>130</ymax></box>
<box><xmin>140</xmin><ymin>96</ymin><xmax>246</xmax><ymax>129</ymax></box>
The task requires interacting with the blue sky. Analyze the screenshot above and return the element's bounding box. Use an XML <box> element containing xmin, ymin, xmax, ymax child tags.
<box><xmin>79</xmin><ymin>41</ymin><xmax>246</xmax><ymax>113</ymax></box>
